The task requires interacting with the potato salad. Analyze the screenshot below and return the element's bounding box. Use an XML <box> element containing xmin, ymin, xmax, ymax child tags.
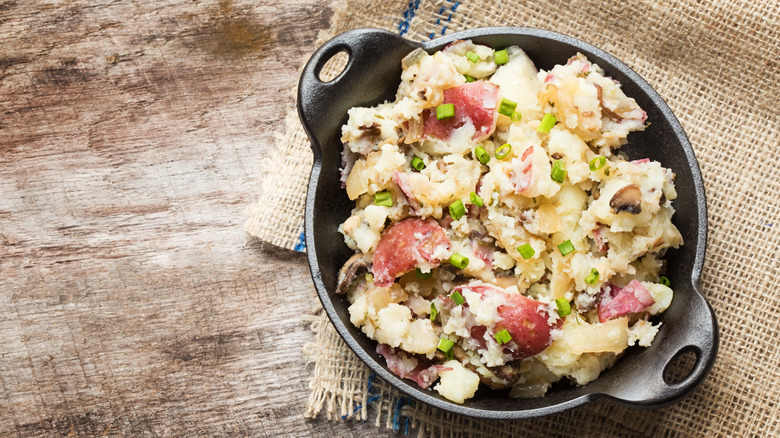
<box><xmin>335</xmin><ymin>40</ymin><xmax>682</xmax><ymax>404</ymax></box>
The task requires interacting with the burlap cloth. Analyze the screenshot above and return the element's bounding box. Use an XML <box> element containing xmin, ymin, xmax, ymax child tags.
<box><xmin>246</xmin><ymin>0</ymin><xmax>780</xmax><ymax>435</ymax></box>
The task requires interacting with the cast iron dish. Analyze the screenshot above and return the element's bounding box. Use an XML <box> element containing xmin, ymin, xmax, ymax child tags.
<box><xmin>298</xmin><ymin>27</ymin><xmax>718</xmax><ymax>419</ymax></box>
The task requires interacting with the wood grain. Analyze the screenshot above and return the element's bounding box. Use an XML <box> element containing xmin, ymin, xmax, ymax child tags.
<box><xmin>0</xmin><ymin>0</ymin><xmax>391</xmax><ymax>436</ymax></box>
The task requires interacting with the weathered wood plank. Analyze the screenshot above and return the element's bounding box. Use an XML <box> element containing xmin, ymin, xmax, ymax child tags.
<box><xmin>0</xmin><ymin>0</ymin><xmax>393</xmax><ymax>436</ymax></box>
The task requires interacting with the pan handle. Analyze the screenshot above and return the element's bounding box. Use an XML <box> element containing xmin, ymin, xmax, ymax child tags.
<box><xmin>297</xmin><ymin>29</ymin><xmax>415</xmax><ymax>156</ymax></box>
<box><xmin>608</xmin><ymin>282</ymin><xmax>719</xmax><ymax>406</ymax></box>
<box><xmin>657</xmin><ymin>287</ymin><xmax>719</xmax><ymax>402</ymax></box>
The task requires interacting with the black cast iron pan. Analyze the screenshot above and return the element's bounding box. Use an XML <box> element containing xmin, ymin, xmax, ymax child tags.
<box><xmin>298</xmin><ymin>27</ymin><xmax>718</xmax><ymax>419</ymax></box>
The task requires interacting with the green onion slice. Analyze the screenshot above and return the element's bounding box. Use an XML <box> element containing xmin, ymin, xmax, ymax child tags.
<box><xmin>464</xmin><ymin>74</ymin><xmax>476</xmax><ymax>83</ymax></box>
<box><xmin>430</xmin><ymin>303</ymin><xmax>438</xmax><ymax>321</ymax></box>
<box><xmin>449</xmin><ymin>200</ymin><xmax>466</xmax><ymax>220</ymax></box>
<box><xmin>584</xmin><ymin>268</ymin><xmax>599</xmax><ymax>285</ymax></box>
<box><xmin>449</xmin><ymin>253</ymin><xmax>469</xmax><ymax>270</ymax></box>
<box><xmin>475</xmin><ymin>146</ymin><xmax>490</xmax><ymax>164</ymax></box>
<box><xmin>589</xmin><ymin>156</ymin><xmax>607</xmax><ymax>171</ymax></box>
<box><xmin>437</xmin><ymin>337</ymin><xmax>454</xmax><ymax>352</ymax></box>
<box><xmin>537</xmin><ymin>113</ymin><xmax>557</xmax><ymax>133</ymax></box>
<box><xmin>415</xmin><ymin>268</ymin><xmax>432</xmax><ymax>279</ymax></box>
<box><xmin>511</xmin><ymin>111</ymin><xmax>522</xmax><ymax>122</ymax></box>
<box><xmin>555</xmin><ymin>298</ymin><xmax>572</xmax><ymax>317</ymax></box>
<box><xmin>466</xmin><ymin>51</ymin><xmax>480</xmax><ymax>63</ymax></box>
<box><xmin>558</xmin><ymin>239</ymin><xmax>575</xmax><ymax>256</ymax></box>
<box><xmin>517</xmin><ymin>243</ymin><xmax>535</xmax><ymax>260</ymax></box>
<box><xmin>470</xmin><ymin>192</ymin><xmax>483</xmax><ymax>207</ymax></box>
<box><xmin>551</xmin><ymin>159</ymin><xmax>567</xmax><ymax>183</ymax></box>
<box><xmin>374</xmin><ymin>191</ymin><xmax>392</xmax><ymax>207</ymax></box>
<box><xmin>494</xmin><ymin>49</ymin><xmax>509</xmax><ymax>65</ymax></box>
<box><xmin>495</xmin><ymin>143</ymin><xmax>512</xmax><ymax>159</ymax></box>
<box><xmin>436</xmin><ymin>103</ymin><xmax>455</xmax><ymax>120</ymax></box>
<box><xmin>450</xmin><ymin>290</ymin><xmax>465</xmax><ymax>305</ymax></box>
<box><xmin>494</xmin><ymin>329</ymin><xmax>512</xmax><ymax>345</ymax></box>
<box><xmin>445</xmin><ymin>349</ymin><xmax>454</xmax><ymax>361</ymax></box>
<box><xmin>659</xmin><ymin>275</ymin><xmax>671</xmax><ymax>287</ymax></box>
<box><xmin>498</xmin><ymin>98</ymin><xmax>518</xmax><ymax>117</ymax></box>
<box><xmin>411</xmin><ymin>156</ymin><xmax>425</xmax><ymax>171</ymax></box>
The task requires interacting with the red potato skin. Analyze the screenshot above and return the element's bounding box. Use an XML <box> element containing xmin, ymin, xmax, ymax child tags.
<box><xmin>422</xmin><ymin>82</ymin><xmax>499</xmax><ymax>142</ymax></box>
<box><xmin>598</xmin><ymin>279</ymin><xmax>656</xmax><ymax>322</ymax></box>
<box><xmin>459</xmin><ymin>284</ymin><xmax>561</xmax><ymax>359</ymax></box>
<box><xmin>372</xmin><ymin>217</ymin><xmax>451</xmax><ymax>287</ymax></box>
<box><xmin>376</xmin><ymin>344</ymin><xmax>446</xmax><ymax>389</ymax></box>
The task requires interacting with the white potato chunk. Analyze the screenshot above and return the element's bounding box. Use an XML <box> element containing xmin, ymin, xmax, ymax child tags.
<box><xmin>434</xmin><ymin>360</ymin><xmax>481</xmax><ymax>403</ymax></box>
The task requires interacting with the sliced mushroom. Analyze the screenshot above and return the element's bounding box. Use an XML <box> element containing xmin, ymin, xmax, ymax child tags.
<box><xmin>609</xmin><ymin>184</ymin><xmax>642</xmax><ymax>215</ymax></box>
<box><xmin>357</xmin><ymin>122</ymin><xmax>382</xmax><ymax>140</ymax></box>
<box><xmin>336</xmin><ymin>253</ymin><xmax>369</xmax><ymax>295</ymax></box>
<box><xmin>594</xmin><ymin>84</ymin><xmax>623</xmax><ymax>121</ymax></box>
<box><xmin>486</xmin><ymin>362</ymin><xmax>524</xmax><ymax>389</ymax></box>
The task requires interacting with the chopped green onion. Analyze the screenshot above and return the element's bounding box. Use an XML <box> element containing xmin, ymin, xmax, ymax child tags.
<box><xmin>466</xmin><ymin>51</ymin><xmax>480</xmax><ymax>63</ymax></box>
<box><xmin>411</xmin><ymin>156</ymin><xmax>425</xmax><ymax>171</ymax></box>
<box><xmin>374</xmin><ymin>191</ymin><xmax>392</xmax><ymax>207</ymax></box>
<box><xmin>604</xmin><ymin>168</ymin><xmax>611</xmax><ymax>176</ymax></box>
<box><xmin>437</xmin><ymin>337</ymin><xmax>454</xmax><ymax>352</ymax></box>
<box><xmin>498</xmin><ymin>98</ymin><xmax>518</xmax><ymax>117</ymax></box>
<box><xmin>451</xmin><ymin>290</ymin><xmax>465</xmax><ymax>305</ymax></box>
<box><xmin>659</xmin><ymin>275</ymin><xmax>671</xmax><ymax>287</ymax></box>
<box><xmin>464</xmin><ymin>74</ymin><xmax>476</xmax><ymax>82</ymax></box>
<box><xmin>449</xmin><ymin>253</ymin><xmax>469</xmax><ymax>270</ymax></box>
<box><xmin>415</xmin><ymin>268</ymin><xmax>432</xmax><ymax>279</ymax></box>
<box><xmin>475</xmin><ymin>146</ymin><xmax>490</xmax><ymax>164</ymax></box>
<box><xmin>430</xmin><ymin>302</ymin><xmax>438</xmax><ymax>321</ymax></box>
<box><xmin>511</xmin><ymin>111</ymin><xmax>522</xmax><ymax>122</ymax></box>
<box><xmin>494</xmin><ymin>49</ymin><xmax>509</xmax><ymax>65</ymax></box>
<box><xmin>470</xmin><ymin>192</ymin><xmax>483</xmax><ymax>207</ymax></box>
<box><xmin>537</xmin><ymin>113</ymin><xmax>557</xmax><ymax>133</ymax></box>
<box><xmin>445</xmin><ymin>349</ymin><xmax>454</xmax><ymax>361</ymax></box>
<box><xmin>551</xmin><ymin>159</ymin><xmax>567</xmax><ymax>183</ymax></box>
<box><xmin>449</xmin><ymin>199</ymin><xmax>466</xmax><ymax>220</ymax></box>
<box><xmin>495</xmin><ymin>143</ymin><xmax>512</xmax><ymax>159</ymax></box>
<box><xmin>517</xmin><ymin>243</ymin><xmax>535</xmax><ymax>260</ymax></box>
<box><xmin>558</xmin><ymin>239</ymin><xmax>575</xmax><ymax>256</ymax></box>
<box><xmin>584</xmin><ymin>268</ymin><xmax>599</xmax><ymax>285</ymax></box>
<box><xmin>436</xmin><ymin>103</ymin><xmax>455</xmax><ymax>120</ymax></box>
<box><xmin>589</xmin><ymin>156</ymin><xmax>607</xmax><ymax>171</ymax></box>
<box><xmin>494</xmin><ymin>329</ymin><xmax>512</xmax><ymax>345</ymax></box>
<box><xmin>555</xmin><ymin>298</ymin><xmax>572</xmax><ymax>317</ymax></box>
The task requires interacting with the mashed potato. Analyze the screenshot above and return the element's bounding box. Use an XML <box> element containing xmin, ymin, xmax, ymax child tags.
<box><xmin>336</xmin><ymin>41</ymin><xmax>682</xmax><ymax>403</ymax></box>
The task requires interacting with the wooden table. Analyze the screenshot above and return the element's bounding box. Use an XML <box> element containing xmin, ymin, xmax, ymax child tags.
<box><xmin>1</xmin><ymin>1</ymin><xmax>391</xmax><ymax>435</ymax></box>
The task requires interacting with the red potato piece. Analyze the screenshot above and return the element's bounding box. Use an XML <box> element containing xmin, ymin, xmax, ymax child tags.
<box><xmin>423</xmin><ymin>82</ymin><xmax>500</xmax><ymax>142</ymax></box>
<box><xmin>376</xmin><ymin>344</ymin><xmax>447</xmax><ymax>389</ymax></box>
<box><xmin>471</xmin><ymin>241</ymin><xmax>493</xmax><ymax>268</ymax></box>
<box><xmin>469</xmin><ymin>325</ymin><xmax>488</xmax><ymax>350</ymax></box>
<box><xmin>458</xmin><ymin>284</ymin><xmax>561</xmax><ymax>359</ymax></box>
<box><xmin>510</xmin><ymin>146</ymin><xmax>534</xmax><ymax>193</ymax></box>
<box><xmin>392</xmin><ymin>171</ymin><xmax>420</xmax><ymax>213</ymax></box>
<box><xmin>598</xmin><ymin>279</ymin><xmax>656</xmax><ymax>322</ymax></box>
<box><xmin>372</xmin><ymin>217</ymin><xmax>451</xmax><ymax>287</ymax></box>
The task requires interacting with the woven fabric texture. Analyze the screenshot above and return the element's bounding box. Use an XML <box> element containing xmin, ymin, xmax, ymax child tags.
<box><xmin>246</xmin><ymin>0</ymin><xmax>780</xmax><ymax>436</ymax></box>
